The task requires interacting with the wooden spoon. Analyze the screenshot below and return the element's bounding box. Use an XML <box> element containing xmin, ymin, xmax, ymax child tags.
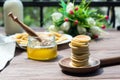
<box><xmin>8</xmin><ymin>12</ymin><xmax>42</xmax><ymax>42</ymax></box>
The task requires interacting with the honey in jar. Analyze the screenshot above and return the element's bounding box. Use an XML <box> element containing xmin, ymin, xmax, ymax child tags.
<box><xmin>27</xmin><ymin>32</ymin><xmax>57</xmax><ymax>60</ymax></box>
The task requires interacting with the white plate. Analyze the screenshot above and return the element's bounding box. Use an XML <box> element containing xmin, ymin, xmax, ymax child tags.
<box><xmin>9</xmin><ymin>34</ymin><xmax>73</xmax><ymax>49</ymax></box>
<box><xmin>57</xmin><ymin>34</ymin><xmax>73</xmax><ymax>45</ymax></box>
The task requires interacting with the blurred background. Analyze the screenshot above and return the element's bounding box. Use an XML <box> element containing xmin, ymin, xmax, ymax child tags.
<box><xmin>0</xmin><ymin>0</ymin><xmax>120</xmax><ymax>28</ymax></box>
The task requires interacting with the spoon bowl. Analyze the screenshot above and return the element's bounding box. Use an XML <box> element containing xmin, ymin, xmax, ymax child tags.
<box><xmin>58</xmin><ymin>57</ymin><xmax>100</xmax><ymax>74</ymax></box>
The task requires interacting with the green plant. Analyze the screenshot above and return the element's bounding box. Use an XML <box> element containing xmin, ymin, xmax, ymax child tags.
<box><xmin>24</xmin><ymin>7</ymin><xmax>40</xmax><ymax>27</ymax></box>
<box><xmin>48</xmin><ymin>0</ymin><xmax>110</xmax><ymax>39</ymax></box>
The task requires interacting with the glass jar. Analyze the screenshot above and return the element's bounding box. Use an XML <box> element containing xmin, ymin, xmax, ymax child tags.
<box><xmin>27</xmin><ymin>32</ymin><xmax>57</xmax><ymax>60</ymax></box>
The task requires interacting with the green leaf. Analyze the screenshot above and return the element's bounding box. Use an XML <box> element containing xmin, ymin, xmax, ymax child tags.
<box><xmin>59</xmin><ymin>0</ymin><xmax>66</xmax><ymax>9</ymax></box>
<box><xmin>54</xmin><ymin>17</ymin><xmax>64</xmax><ymax>27</ymax></box>
<box><xmin>59</xmin><ymin>0</ymin><xmax>67</xmax><ymax>16</ymax></box>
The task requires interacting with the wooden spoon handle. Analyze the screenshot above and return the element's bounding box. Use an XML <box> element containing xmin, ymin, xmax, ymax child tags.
<box><xmin>8</xmin><ymin>12</ymin><xmax>42</xmax><ymax>42</ymax></box>
<box><xmin>100</xmin><ymin>56</ymin><xmax>120</xmax><ymax>67</ymax></box>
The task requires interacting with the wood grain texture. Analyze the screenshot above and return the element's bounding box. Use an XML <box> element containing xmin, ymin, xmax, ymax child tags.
<box><xmin>0</xmin><ymin>28</ymin><xmax>120</xmax><ymax>80</ymax></box>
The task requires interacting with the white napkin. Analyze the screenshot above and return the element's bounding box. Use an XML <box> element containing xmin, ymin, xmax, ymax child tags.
<box><xmin>0</xmin><ymin>36</ymin><xmax>16</xmax><ymax>70</ymax></box>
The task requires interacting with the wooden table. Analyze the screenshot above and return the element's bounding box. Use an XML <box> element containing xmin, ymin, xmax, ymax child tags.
<box><xmin>0</xmin><ymin>27</ymin><xmax>120</xmax><ymax>80</ymax></box>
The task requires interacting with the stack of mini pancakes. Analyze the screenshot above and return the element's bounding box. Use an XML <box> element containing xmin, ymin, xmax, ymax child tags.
<box><xmin>69</xmin><ymin>35</ymin><xmax>91</xmax><ymax>67</ymax></box>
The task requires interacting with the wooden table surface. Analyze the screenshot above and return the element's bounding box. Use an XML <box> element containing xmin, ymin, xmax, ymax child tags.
<box><xmin>0</xmin><ymin>27</ymin><xmax>120</xmax><ymax>80</ymax></box>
